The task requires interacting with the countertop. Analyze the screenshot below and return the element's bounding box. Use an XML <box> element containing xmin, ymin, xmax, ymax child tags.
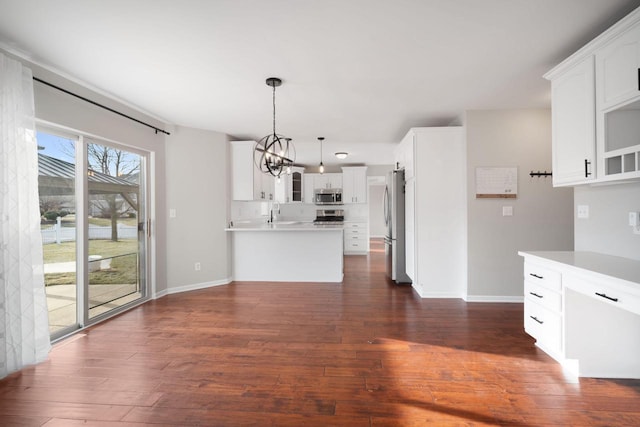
<box><xmin>225</xmin><ymin>221</ymin><xmax>344</xmax><ymax>232</ymax></box>
<box><xmin>518</xmin><ymin>251</ymin><xmax>640</xmax><ymax>287</ymax></box>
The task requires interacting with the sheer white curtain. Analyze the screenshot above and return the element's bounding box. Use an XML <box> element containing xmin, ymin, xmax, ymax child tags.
<box><xmin>0</xmin><ymin>53</ymin><xmax>51</xmax><ymax>378</ymax></box>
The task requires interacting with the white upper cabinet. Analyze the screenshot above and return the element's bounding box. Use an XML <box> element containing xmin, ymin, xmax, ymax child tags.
<box><xmin>274</xmin><ymin>167</ymin><xmax>304</xmax><ymax>203</ymax></box>
<box><xmin>230</xmin><ymin>141</ymin><xmax>255</xmax><ymax>201</ymax></box>
<box><xmin>303</xmin><ymin>173</ymin><xmax>316</xmax><ymax>203</ymax></box>
<box><xmin>545</xmin><ymin>6</ymin><xmax>640</xmax><ymax>185</ymax></box>
<box><xmin>549</xmin><ymin>56</ymin><xmax>596</xmax><ymax>186</ymax></box>
<box><xmin>342</xmin><ymin>167</ymin><xmax>368</xmax><ymax>204</ymax></box>
<box><xmin>596</xmin><ymin>23</ymin><xmax>640</xmax><ymax>181</ymax></box>
<box><xmin>314</xmin><ymin>173</ymin><xmax>342</xmax><ymax>190</ymax></box>
<box><xmin>596</xmin><ymin>24</ymin><xmax>640</xmax><ymax>110</ymax></box>
<box><xmin>230</xmin><ymin>140</ymin><xmax>274</xmax><ymax>201</ymax></box>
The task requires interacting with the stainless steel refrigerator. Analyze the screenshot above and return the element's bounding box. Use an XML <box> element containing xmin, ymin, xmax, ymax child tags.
<box><xmin>384</xmin><ymin>169</ymin><xmax>412</xmax><ymax>284</ymax></box>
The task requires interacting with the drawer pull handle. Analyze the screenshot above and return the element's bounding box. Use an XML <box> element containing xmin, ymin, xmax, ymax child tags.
<box><xmin>529</xmin><ymin>273</ymin><xmax>543</xmax><ymax>279</ymax></box>
<box><xmin>595</xmin><ymin>292</ymin><xmax>618</xmax><ymax>302</ymax></box>
<box><xmin>530</xmin><ymin>316</ymin><xmax>543</xmax><ymax>325</ymax></box>
<box><xmin>529</xmin><ymin>292</ymin><xmax>543</xmax><ymax>299</ymax></box>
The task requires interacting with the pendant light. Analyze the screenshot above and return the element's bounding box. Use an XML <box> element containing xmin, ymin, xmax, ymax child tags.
<box><xmin>254</xmin><ymin>77</ymin><xmax>295</xmax><ymax>177</ymax></box>
<box><xmin>318</xmin><ymin>137</ymin><xmax>325</xmax><ymax>174</ymax></box>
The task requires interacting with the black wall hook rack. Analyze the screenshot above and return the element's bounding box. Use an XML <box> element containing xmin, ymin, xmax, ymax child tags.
<box><xmin>529</xmin><ymin>170</ymin><xmax>553</xmax><ymax>178</ymax></box>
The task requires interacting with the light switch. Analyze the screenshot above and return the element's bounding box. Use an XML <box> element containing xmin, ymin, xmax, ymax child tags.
<box><xmin>577</xmin><ymin>205</ymin><xmax>589</xmax><ymax>219</ymax></box>
<box><xmin>502</xmin><ymin>206</ymin><xmax>513</xmax><ymax>217</ymax></box>
<box><xmin>169</xmin><ymin>208</ymin><xmax>176</xmax><ymax>218</ymax></box>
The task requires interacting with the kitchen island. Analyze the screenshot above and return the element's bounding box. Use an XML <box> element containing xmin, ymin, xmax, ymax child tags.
<box><xmin>226</xmin><ymin>222</ymin><xmax>344</xmax><ymax>282</ymax></box>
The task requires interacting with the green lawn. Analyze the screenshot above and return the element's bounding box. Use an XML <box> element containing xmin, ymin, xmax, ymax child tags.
<box><xmin>43</xmin><ymin>239</ymin><xmax>138</xmax><ymax>263</ymax></box>
<box><xmin>44</xmin><ymin>239</ymin><xmax>138</xmax><ymax>286</ymax></box>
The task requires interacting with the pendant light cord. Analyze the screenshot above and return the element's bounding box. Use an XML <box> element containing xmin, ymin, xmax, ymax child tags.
<box><xmin>272</xmin><ymin>83</ymin><xmax>277</xmax><ymax>136</ymax></box>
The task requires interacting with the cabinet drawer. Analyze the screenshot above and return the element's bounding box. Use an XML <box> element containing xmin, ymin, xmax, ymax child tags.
<box><xmin>344</xmin><ymin>240</ymin><xmax>366</xmax><ymax>252</ymax></box>
<box><xmin>345</xmin><ymin>222</ymin><xmax>366</xmax><ymax>230</ymax></box>
<box><xmin>525</xmin><ymin>280</ymin><xmax>562</xmax><ymax>313</ymax></box>
<box><xmin>524</xmin><ymin>262</ymin><xmax>561</xmax><ymax>292</ymax></box>
<box><xmin>564</xmin><ymin>275</ymin><xmax>640</xmax><ymax>316</ymax></box>
<box><xmin>524</xmin><ymin>300</ymin><xmax>562</xmax><ymax>352</ymax></box>
<box><xmin>344</xmin><ymin>228</ymin><xmax>365</xmax><ymax>238</ymax></box>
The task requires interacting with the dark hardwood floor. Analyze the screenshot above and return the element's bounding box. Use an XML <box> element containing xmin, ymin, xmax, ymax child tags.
<box><xmin>1</xmin><ymin>239</ymin><xmax>639</xmax><ymax>426</ymax></box>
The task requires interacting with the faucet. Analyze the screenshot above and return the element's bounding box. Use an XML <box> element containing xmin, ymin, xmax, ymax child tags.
<box><xmin>269</xmin><ymin>202</ymin><xmax>280</xmax><ymax>223</ymax></box>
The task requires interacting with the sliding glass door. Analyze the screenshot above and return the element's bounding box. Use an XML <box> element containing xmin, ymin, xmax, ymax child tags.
<box><xmin>86</xmin><ymin>139</ymin><xmax>146</xmax><ymax>319</ymax></box>
<box><xmin>37</xmin><ymin>129</ymin><xmax>149</xmax><ymax>339</ymax></box>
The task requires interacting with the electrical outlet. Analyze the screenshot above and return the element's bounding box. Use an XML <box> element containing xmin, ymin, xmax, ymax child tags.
<box><xmin>502</xmin><ymin>206</ymin><xmax>513</xmax><ymax>217</ymax></box>
<box><xmin>577</xmin><ymin>205</ymin><xmax>589</xmax><ymax>219</ymax></box>
<box><xmin>194</xmin><ymin>262</ymin><xmax>201</xmax><ymax>271</ymax></box>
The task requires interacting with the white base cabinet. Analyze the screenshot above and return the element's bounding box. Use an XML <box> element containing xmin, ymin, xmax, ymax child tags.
<box><xmin>519</xmin><ymin>251</ymin><xmax>640</xmax><ymax>379</ymax></box>
<box><xmin>523</xmin><ymin>261</ymin><xmax>564</xmax><ymax>360</ymax></box>
<box><xmin>343</xmin><ymin>221</ymin><xmax>368</xmax><ymax>255</ymax></box>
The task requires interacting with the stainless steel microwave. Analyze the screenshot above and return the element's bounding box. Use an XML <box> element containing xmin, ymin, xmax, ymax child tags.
<box><xmin>314</xmin><ymin>188</ymin><xmax>343</xmax><ymax>205</ymax></box>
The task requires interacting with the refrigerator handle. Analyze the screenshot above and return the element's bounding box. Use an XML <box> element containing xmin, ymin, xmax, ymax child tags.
<box><xmin>383</xmin><ymin>185</ymin><xmax>389</xmax><ymax>226</ymax></box>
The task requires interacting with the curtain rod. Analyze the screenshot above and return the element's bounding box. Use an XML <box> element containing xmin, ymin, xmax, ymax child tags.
<box><xmin>33</xmin><ymin>77</ymin><xmax>171</xmax><ymax>136</ymax></box>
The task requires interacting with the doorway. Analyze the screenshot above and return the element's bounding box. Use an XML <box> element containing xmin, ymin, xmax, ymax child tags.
<box><xmin>37</xmin><ymin>129</ymin><xmax>149</xmax><ymax>339</ymax></box>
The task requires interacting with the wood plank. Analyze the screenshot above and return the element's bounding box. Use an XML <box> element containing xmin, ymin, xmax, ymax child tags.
<box><xmin>0</xmin><ymin>243</ymin><xmax>639</xmax><ymax>425</ymax></box>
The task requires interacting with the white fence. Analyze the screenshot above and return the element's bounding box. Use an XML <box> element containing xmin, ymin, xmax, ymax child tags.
<box><xmin>42</xmin><ymin>218</ymin><xmax>138</xmax><ymax>244</ymax></box>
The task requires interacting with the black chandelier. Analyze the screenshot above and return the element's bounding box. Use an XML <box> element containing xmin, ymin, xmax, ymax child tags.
<box><xmin>253</xmin><ymin>77</ymin><xmax>295</xmax><ymax>177</ymax></box>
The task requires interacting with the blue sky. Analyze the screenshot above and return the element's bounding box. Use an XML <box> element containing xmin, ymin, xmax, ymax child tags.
<box><xmin>36</xmin><ymin>131</ymin><xmax>75</xmax><ymax>162</ymax></box>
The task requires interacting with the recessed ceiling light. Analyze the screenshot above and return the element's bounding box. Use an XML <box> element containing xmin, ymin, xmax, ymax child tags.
<box><xmin>334</xmin><ymin>152</ymin><xmax>348</xmax><ymax>160</ymax></box>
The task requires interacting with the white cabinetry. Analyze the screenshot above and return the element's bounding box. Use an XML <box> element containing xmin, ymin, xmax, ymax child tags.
<box><xmin>314</xmin><ymin>173</ymin><xmax>342</xmax><ymax>190</ymax></box>
<box><xmin>230</xmin><ymin>140</ymin><xmax>274</xmax><ymax>201</ymax></box>
<box><xmin>523</xmin><ymin>261</ymin><xmax>563</xmax><ymax>359</ymax></box>
<box><xmin>544</xmin><ymin>7</ymin><xmax>640</xmax><ymax>185</ymax></box>
<box><xmin>396</xmin><ymin>131</ymin><xmax>414</xmax><ymax>180</ymax></box>
<box><xmin>342</xmin><ymin>167</ymin><xmax>368</xmax><ymax>204</ymax></box>
<box><xmin>519</xmin><ymin>251</ymin><xmax>640</xmax><ymax>379</ymax></box>
<box><xmin>274</xmin><ymin>167</ymin><xmax>304</xmax><ymax>203</ymax></box>
<box><xmin>303</xmin><ymin>173</ymin><xmax>316</xmax><ymax>204</ymax></box>
<box><xmin>343</xmin><ymin>221</ymin><xmax>368</xmax><ymax>255</ymax></box>
<box><xmin>399</xmin><ymin>128</ymin><xmax>466</xmax><ymax>298</ymax></box>
<box><xmin>547</xmin><ymin>56</ymin><xmax>596</xmax><ymax>185</ymax></box>
<box><xmin>596</xmin><ymin>23</ymin><xmax>640</xmax><ymax>180</ymax></box>
<box><xmin>254</xmin><ymin>169</ymin><xmax>274</xmax><ymax>201</ymax></box>
<box><xmin>230</xmin><ymin>141</ymin><xmax>255</xmax><ymax>201</ymax></box>
<box><xmin>596</xmin><ymin>24</ymin><xmax>640</xmax><ymax>109</ymax></box>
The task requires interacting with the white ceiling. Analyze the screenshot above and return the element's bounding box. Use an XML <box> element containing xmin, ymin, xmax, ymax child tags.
<box><xmin>1</xmin><ymin>0</ymin><xmax>639</xmax><ymax>167</ymax></box>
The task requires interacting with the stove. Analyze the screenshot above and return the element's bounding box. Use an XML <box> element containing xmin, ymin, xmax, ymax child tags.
<box><xmin>314</xmin><ymin>209</ymin><xmax>344</xmax><ymax>225</ymax></box>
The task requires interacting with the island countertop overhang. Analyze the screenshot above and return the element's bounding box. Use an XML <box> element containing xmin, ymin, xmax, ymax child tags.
<box><xmin>225</xmin><ymin>222</ymin><xmax>343</xmax><ymax>232</ymax></box>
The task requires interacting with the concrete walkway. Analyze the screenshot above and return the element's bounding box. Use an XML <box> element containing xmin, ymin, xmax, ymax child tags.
<box><xmin>46</xmin><ymin>283</ymin><xmax>141</xmax><ymax>334</ymax></box>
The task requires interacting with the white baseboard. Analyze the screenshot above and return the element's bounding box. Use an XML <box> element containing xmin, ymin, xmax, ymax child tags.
<box><xmin>464</xmin><ymin>295</ymin><xmax>524</xmax><ymax>303</ymax></box>
<box><xmin>154</xmin><ymin>277</ymin><xmax>233</xmax><ymax>298</ymax></box>
<box><xmin>412</xmin><ymin>285</ymin><xmax>464</xmax><ymax>299</ymax></box>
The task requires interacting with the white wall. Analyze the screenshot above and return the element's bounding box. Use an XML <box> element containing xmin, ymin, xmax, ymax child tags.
<box><xmin>368</xmin><ymin>185</ymin><xmax>386</xmax><ymax>237</ymax></box>
<box><xmin>465</xmin><ymin>109</ymin><xmax>574</xmax><ymax>301</ymax></box>
<box><xmin>574</xmin><ymin>183</ymin><xmax>640</xmax><ymax>260</ymax></box>
<box><xmin>165</xmin><ymin>126</ymin><xmax>231</xmax><ymax>293</ymax></box>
